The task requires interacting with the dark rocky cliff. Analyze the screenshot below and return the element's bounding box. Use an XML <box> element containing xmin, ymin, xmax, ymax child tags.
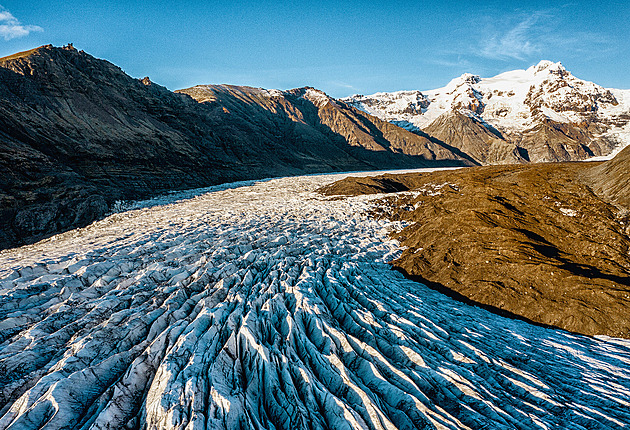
<box><xmin>0</xmin><ymin>45</ymin><xmax>468</xmax><ymax>249</ymax></box>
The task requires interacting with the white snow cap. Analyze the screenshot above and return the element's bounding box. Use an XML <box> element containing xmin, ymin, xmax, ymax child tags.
<box><xmin>303</xmin><ymin>87</ymin><xmax>336</xmax><ymax>107</ymax></box>
<box><xmin>530</xmin><ymin>60</ymin><xmax>567</xmax><ymax>75</ymax></box>
<box><xmin>444</xmin><ymin>73</ymin><xmax>481</xmax><ymax>92</ymax></box>
<box><xmin>344</xmin><ymin>61</ymin><xmax>630</xmax><ymax>159</ymax></box>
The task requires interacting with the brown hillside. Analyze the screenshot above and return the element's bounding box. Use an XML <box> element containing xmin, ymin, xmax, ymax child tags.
<box><xmin>586</xmin><ymin>145</ymin><xmax>630</xmax><ymax>208</ymax></box>
<box><xmin>321</xmin><ymin>163</ymin><xmax>630</xmax><ymax>338</ymax></box>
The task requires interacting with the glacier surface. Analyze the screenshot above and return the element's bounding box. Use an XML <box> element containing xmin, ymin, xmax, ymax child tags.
<box><xmin>1</xmin><ymin>170</ymin><xmax>629</xmax><ymax>430</ymax></box>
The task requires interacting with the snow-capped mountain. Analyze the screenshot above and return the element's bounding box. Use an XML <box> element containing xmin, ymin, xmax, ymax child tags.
<box><xmin>344</xmin><ymin>61</ymin><xmax>630</xmax><ymax>164</ymax></box>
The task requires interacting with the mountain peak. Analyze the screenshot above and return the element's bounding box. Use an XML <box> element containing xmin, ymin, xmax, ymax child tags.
<box><xmin>530</xmin><ymin>60</ymin><xmax>567</xmax><ymax>75</ymax></box>
<box><xmin>344</xmin><ymin>61</ymin><xmax>629</xmax><ymax>163</ymax></box>
<box><xmin>444</xmin><ymin>73</ymin><xmax>481</xmax><ymax>92</ymax></box>
<box><xmin>295</xmin><ymin>87</ymin><xmax>336</xmax><ymax>108</ymax></box>
<box><xmin>0</xmin><ymin>44</ymin><xmax>79</xmax><ymax>63</ymax></box>
<box><xmin>460</xmin><ymin>73</ymin><xmax>481</xmax><ymax>84</ymax></box>
<box><xmin>0</xmin><ymin>43</ymin><xmax>127</xmax><ymax>83</ymax></box>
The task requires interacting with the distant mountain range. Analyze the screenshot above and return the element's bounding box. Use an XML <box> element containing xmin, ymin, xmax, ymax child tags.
<box><xmin>344</xmin><ymin>61</ymin><xmax>630</xmax><ymax>164</ymax></box>
<box><xmin>1</xmin><ymin>45</ymin><xmax>628</xmax><ymax>248</ymax></box>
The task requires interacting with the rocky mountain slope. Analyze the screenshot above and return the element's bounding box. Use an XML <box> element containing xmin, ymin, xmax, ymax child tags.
<box><xmin>321</xmin><ymin>155</ymin><xmax>630</xmax><ymax>338</ymax></box>
<box><xmin>0</xmin><ymin>45</ymin><xmax>467</xmax><ymax>250</ymax></box>
<box><xmin>345</xmin><ymin>61</ymin><xmax>630</xmax><ymax>164</ymax></box>
<box><xmin>177</xmin><ymin>85</ymin><xmax>467</xmax><ymax>164</ymax></box>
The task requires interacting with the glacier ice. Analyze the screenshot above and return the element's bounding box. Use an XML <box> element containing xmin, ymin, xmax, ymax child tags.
<box><xmin>1</xmin><ymin>170</ymin><xmax>629</xmax><ymax>429</ymax></box>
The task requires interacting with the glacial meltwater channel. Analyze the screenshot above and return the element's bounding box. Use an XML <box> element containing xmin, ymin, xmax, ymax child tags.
<box><xmin>1</xmin><ymin>169</ymin><xmax>629</xmax><ymax>429</ymax></box>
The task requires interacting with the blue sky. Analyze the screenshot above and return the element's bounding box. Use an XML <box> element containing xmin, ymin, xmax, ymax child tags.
<box><xmin>1</xmin><ymin>1</ymin><xmax>628</xmax><ymax>97</ymax></box>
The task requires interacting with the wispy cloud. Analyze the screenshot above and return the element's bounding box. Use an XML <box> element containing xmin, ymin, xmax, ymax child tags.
<box><xmin>426</xmin><ymin>56</ymin><xmax>474</xmax><ymax>70</ymax></box>
<box><xmin>477</xmin><ymin>9</ymin><xmax>613</xmax><ymax>62</ymax></box>
<box><xmin>0</xmin><ymin>6</ymin><xmax>43</xmax><ymax>41</ymax></box>
<box><xmin>328</xmin><ymin>81</ymin><xmax>358</xmax><ymax>91</ymax></box>
<box><xmin>480</xmin><ymin>12</ymin><xmax>546</xmax><ymax>60</ymax></box>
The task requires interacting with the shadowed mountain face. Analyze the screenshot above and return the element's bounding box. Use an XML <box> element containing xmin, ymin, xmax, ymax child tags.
<box><xmin>0</xmin><ymin>45</ymin><xmax>468</xmax><ymax>249</ymax></box>
<box><xmin>176</xmin><ymin>85</ymin><xmax>466</xmax><ymax>164</ymax></box>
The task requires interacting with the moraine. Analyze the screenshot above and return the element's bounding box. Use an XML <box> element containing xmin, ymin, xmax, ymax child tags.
<box><xmin>0</xmin><ymin>169</ymin><xmax>629</xmax><ymax>430</ymax></box>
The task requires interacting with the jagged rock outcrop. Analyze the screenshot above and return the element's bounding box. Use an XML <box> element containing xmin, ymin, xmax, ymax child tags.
<box><xmin>516</xmin><ymin>119</ymin><xmax>610</xmax><ymax>162</ymax></box>
<box><xmin>345</xmin><ymin>61</ymin><xmax>630</xmax><ymax>164</ymax></box>
<box><xmin>0</xmin><ymin>45</ymin><xmax>468</xmax><ymax>249</ymax></box>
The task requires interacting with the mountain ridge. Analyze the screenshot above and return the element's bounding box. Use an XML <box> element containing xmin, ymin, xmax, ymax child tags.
<box><xmin>2</xmin><ymin>45</ymin><xmax>629</xmax><ymax>250</ymax></box>
<box><xmin>0</xmin><ymin>45</ymin><xmax>467</xmax><ymax>250</ymax></box>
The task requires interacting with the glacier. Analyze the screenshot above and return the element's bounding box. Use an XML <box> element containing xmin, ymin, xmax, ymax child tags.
<box><xmin>1</xmin><ymin>169</ymin><xmax>629</xmax><ymax>430</ymax></box>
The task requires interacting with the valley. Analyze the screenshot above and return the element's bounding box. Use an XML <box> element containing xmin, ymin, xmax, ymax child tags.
<box><xmin>1</xmin><ymin>43</ymin><xmax>630</xmax><ymax>430</ymax></box>
<box><xmin>3</xmin><ymin>46</ymin><xmax>630</xmax><ymax>251</ymax></box>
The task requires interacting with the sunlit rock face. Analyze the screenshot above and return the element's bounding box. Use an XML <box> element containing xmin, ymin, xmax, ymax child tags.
<box><xmin>1</xmin><ymin>171</ymin><xmax>630</xmax><ymax>429</ymax></box>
